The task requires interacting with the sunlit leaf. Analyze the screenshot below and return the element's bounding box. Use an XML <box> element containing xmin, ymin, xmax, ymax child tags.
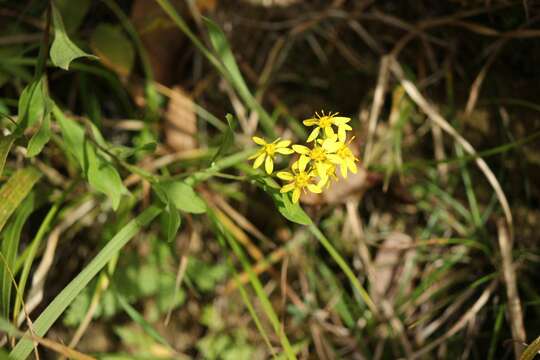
<box><xmin>155</xmin><ymin>181</ymin><xmax>207</xmax><ymax>214</ymax></box>
<box><xmin>26</xmin><ymin>111</ymin><xmax>51</xmax><ymax>157</ymax></box>
<box><xmin>50</xmin><ymin>2</ymin><xmax>97</xmax><ymax>70</ymax></box>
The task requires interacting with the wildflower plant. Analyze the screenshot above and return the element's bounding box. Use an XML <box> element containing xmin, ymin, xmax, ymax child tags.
<box><xmin>250</xmin><ymin>112</ymin><xmax>359</xmax><ymax>203</ymax></box>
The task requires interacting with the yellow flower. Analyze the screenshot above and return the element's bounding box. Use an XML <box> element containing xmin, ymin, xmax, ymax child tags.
<box><xmin>250</xmin><ymin>136</ymin><xmax>294</xmax><ymax>174</ymax></box>
<box><xmin>303</xmin><ymin>111</ymin><xmax>352</xmax><ymax>142</ymax></box>
<box><xmin>292</xmin><ymin>136</ymin><xmax>340</xmax><ymax>184</ymax></box>
<box><xmin>277</xmin><ymin>159</ymin><xmax>322</xmax><ymax>203</ymax></box>
<box><xmin>327</xmin><ymin>137</ymin><xmax>359</xmax><ymax>178</ymax></box>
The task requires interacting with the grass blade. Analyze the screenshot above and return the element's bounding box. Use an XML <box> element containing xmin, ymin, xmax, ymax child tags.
<box><xmin>0</xmin><ymin>167</ymin><xmax>41</xmax><ymax>233</ymax></box>
<box><xmin>10</xmin><ymin>205</ymin><xmax>162</xmax><ymax>359</ymax></box>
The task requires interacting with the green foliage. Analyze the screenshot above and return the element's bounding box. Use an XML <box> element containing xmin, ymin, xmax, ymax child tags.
<box><xmin>10</xmin><ymin>206</ymin><xmax>162</xmax><ymax>359</ymax></box>
<box><xmin>50</xmin><ymin>1</ymin><xmax>97</xmax><ymax>70</ymax></box>
<box><xmin>154</xmin><ymin>181</ymin><xmax>207</xmax><ymax>214</ymax></box>
<box><xmin>0</xmin><ymin>167</ymin><xmax>41</xmax><ymax>233</ymax></box>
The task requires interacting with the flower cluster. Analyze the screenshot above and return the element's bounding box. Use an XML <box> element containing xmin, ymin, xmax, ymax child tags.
<box><xmin>250</xmin><ymin>111</ymin><xmax>359</xmax><ymax>203</ymax></box>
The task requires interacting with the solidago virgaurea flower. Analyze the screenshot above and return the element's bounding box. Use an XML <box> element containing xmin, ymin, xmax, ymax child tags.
<box><xmin>303</xmin><ymin>111</ymin><xmax>352</xmax><ymax>142</ymax></box>
<box><xmin>250</xmin><ymin>136</ymin><xmax>294</xmax><ymax>174</ymax></box>
<box><xmin>277</xmin><ymin>159</ymin><xmax>322</xmax><ymax>203</ymax></box>
<box><xmin>291</xmin><ymin>136</ymin><xmax>340</xmax><ymax>185</ymax></box>
<box><xmin>327</xmin><ymin>137</ymin><xmax>359</xmax><ymax>178</ymax></box>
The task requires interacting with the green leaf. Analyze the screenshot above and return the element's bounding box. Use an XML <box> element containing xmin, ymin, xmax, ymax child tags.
<box><xmin>90</xmin><ymin>24</ymin><xmax>135</xmax><ymax>77</ymax></box>
<box><xmin>256</xmin><ymin>176</ymin><xmax>311</xmax><ymax>225</ymax></box>
<box><xmin>53</xmin><ymin>105</ymin><xmax>85</xmax><ymax>165</ymax></box>
<box><xmin>155</xmin><ymin>181</ymin><xmax>207</xmax><ymax>214</ymax></box>
<box><xmin>54</xmin><ymin>106</ymin><xmax>128</xmax><ymax>210</ymax></box>
<box><xmin>26</xmin><ymin>111</ymin><xmax>51</xmax><ymax>157</ymax></box>
<box><xmin>86</xmin><ymin>144</ymin><xmax>126</xmax><ymax>210</ymax></box>
<box><xmin>160</xmin><ymin>204</ymin><xmax>181</xmax><ymax>242</ymax></box>
<box><xmin>0</xmin><ymin>134</ymin><xmax>15</xmax><ymax>177</ymax></box>
<box><xmin>0</xmin><ymin>167</ymin><xmax>41</xmax><ymax>233</ymax></box>
<box><xmin>10</xmin><ymin>205</ymin><xmax>162</xmax><ymax>360</ymax></box>
<box><xmin>17</xmin><ymin>76</ymin><xmax>46</xmax><ymax>133</ymax></box>
<box><xmin>0</xmin><ymin>193</ymin><xmax>36</xmax><ymax>318</ymax></box>
<box><xmin>50</xmin><ymin>2</ymin><xmax>97</xmax><ymax>70</ymax></box>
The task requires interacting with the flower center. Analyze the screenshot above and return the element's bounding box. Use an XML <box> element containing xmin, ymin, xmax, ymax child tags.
<box><xmin>337</xmin><ymin>146</ymin><xmax>351</xmax><ymax>158</ymax></box>
<box><xmin>310</xmin><ymin>147</ymin><xmax>326</xmax><ymax>161</ymax></box>
<box><xmin>318</xmin><ymin>116</ymin><xmax>332</xmax><ymax>128</ymax></box>
<box><xmin>264</xmin><ymin>143</ymin><xmax>276</xmax><ymax>156</ymax></box>
<box><xmin>295</xmin><ymin>172</ymin><xmax>310</xmax><ymax>187</ymax></box>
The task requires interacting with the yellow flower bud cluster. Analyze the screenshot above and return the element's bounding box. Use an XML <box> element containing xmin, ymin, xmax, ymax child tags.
<box><xmin>249</xmin><ymin>111</ymin><xmax>359</xmax><ymax>203</ymax></box>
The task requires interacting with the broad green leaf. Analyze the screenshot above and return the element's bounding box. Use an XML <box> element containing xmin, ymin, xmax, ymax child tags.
<box><xmin>53</xmin><ymin>105</ymin><xmax>85</xmax><ymax>165</ymax></box>
<box><xmin>55</xmin><ymin>106</ymin><xmax>128</xmax><ymax>210</ymax></box>
<box><xmin>86</xmin><ymin>142</ymin><xmax>126</xmax><ymax>210</ymax></box>
<box><xmin>90</xmin><ymin>24</ymin><xmax>135</xmax><ymax>77</ymax></box>
<box><xmin>0</xmin><ymin>134</ymin><xmax>15</xmax><ymax>177</ymax></box>
<box><xmin>50</xmin><ymin>2</ymin><xmax>97</xmax><ymax>70</ymax></box>
<box><xmin>16</xmin><ymin>76</ymin><xmax>46</xmax><ymax>133</ymax></box>
<box><xmin>160</xmin><ymin>204</ymin><xmax>181</xmax><ymax>242</ymax></box>
<box><xmin>256</xmin><ymin>176</ymin><xmax>311</xmax><ymax>225</ymax></box>
<box><xmin>156</xmin><ymin>181</ymin><xmax>207</xmax><ymax>214</ymax></box>
<box><xmin>0</xmin><ymin>193</ymin><xmax>35</xmax><ymax>318</ymax></box>
<box><xmin>0</xmin><ymin>167</ymin><xmax>41</xmax><ymax>233</ymax></box>
<box><xmin>26</xmin><ymin>111</ymin><xmax>51</xmax><ymax>157</ymax></box>
<box><xmin>10</xmin><ymin>205</ymin><xmax>162</xmax><ymax>359</ymax></box>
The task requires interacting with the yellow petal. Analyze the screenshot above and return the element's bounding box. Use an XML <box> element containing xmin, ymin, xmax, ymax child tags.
<box><xmin>253</xmin><ymin>153</ymin><xmax>265</xmax><ymax>169</ymax></box>
<box><xmin>324</xmin><ymin>126</ymin><xmax>335</xmax><ymax>138</ymax></box>
<box><xmin>277</xmin><ymin>171</ymin><xmax>294</xmax><ymax>181</ymax></box>
<box><xmin>248</xmin><ymin>150</ymin><xmax>263</xmax><ymax>159</ymax></box>
<box><xmin>316</xmin><ymin>162</ymin><xmax>329</xmax><ymax>179</ymax></box>
<box><xmin>340</xmin><ymin>163</ymin><xmax>348</xmax><ymax>178</ymax></box>
<box><xmin>338</xmin><ymin>127</ymin><xmax>346</xmax><ymax>143</ymax></box>
<box><xmin>276</xmin><ymin>140</ymin><xmax>291</xmax><ymax>148</ymax></box>
<box><xmin>322</xmin><ymin>138</ymin><xmax>340</xmax><ymax>152</ymax></box>
<box><xmin>265</xmin><ymin>156</ymin><xmax>274</xmax><ymax>174</ymax></box>
<box><xmin>280</xmin><ymin>183</ymin><xmax>295</xmax><ymax>193</ymax></box>
<box><xmin>306</xmin><ymin>128</ymin><xmax>320</xmax><ymax>142</ymax></box>
<box><xmin>303</xmin><ymin>118</ymin><xmax>318</xmax><ymax>126</ymax></box>
<box><xmin>307</xmin><ymin>184</ymin><xmax>322</xmax><ymax>194</ymax></box>
<box><xmin>298</xmin><ymin>155</ymin><xmax>310</xmax><ymax>172</ymax></box>
<box><xmin>276</xmin><ymin>148</ymin><xmax>294</xmax><ymax>155</ymax></box>
<box><xmin>332</xmin><ymin>116</ymin><xmax>351</xmax><ymax>125</ymax></box>
<box><xmin>326</xmin><ymin>154</ymin><xmax>341</xmax><ymax>164</ymax></box>
<box><xmin>292</xmin><ymin>188</ymin><xmax>301</xmax><ymax>203</ymax></box>
<box><xmin>292</xmin><ymin>144</ymin><xmax>310</xmax><ymax>154</ymax></box>
<box><xmin>252</xmin><ymin>136</ymin><xmax>266</xmax><ymax>145</ymax></box>
<box><xmin>347</xmin><ymin>159</ymin><xmax>358</xmax><ymax>173</ymax></box>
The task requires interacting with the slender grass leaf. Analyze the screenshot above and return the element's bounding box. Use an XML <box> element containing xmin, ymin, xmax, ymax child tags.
<box><xmin>0</xmin><ymin>192</ymin><xmax>35</xmax><ymax>318</ymax></box>
<box><xmin>50</xmin><ymin>2</ymin><xmax>97</xmax><ymax>70</ymax></box>
<box><xmin>90</xmin><ymin>24</ymin><xmax>134</xmax><ymax>77</ymax></box>
<box><xmin>155</xmin><ymin>181</ymin><xmax>206</xmax><ymax>214</ymax></box>
<box><xmin>521</xmin><ymin>334</ymin><xmax>540</xmax><ymax>360</ymax></box>
<box><xmin>0</xmin><ymin>134</ymin><xmax>15</xmax><ymax>177</ymax></box>
<box><xmin>0</xmin><ymin>167</ymin><xmax>41</xmax><ymax>233</ymax></box>
<box><xmin>10</xmin><ymin>205</ymin><xmax>162</xmax><ymax>359</ymax></box>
